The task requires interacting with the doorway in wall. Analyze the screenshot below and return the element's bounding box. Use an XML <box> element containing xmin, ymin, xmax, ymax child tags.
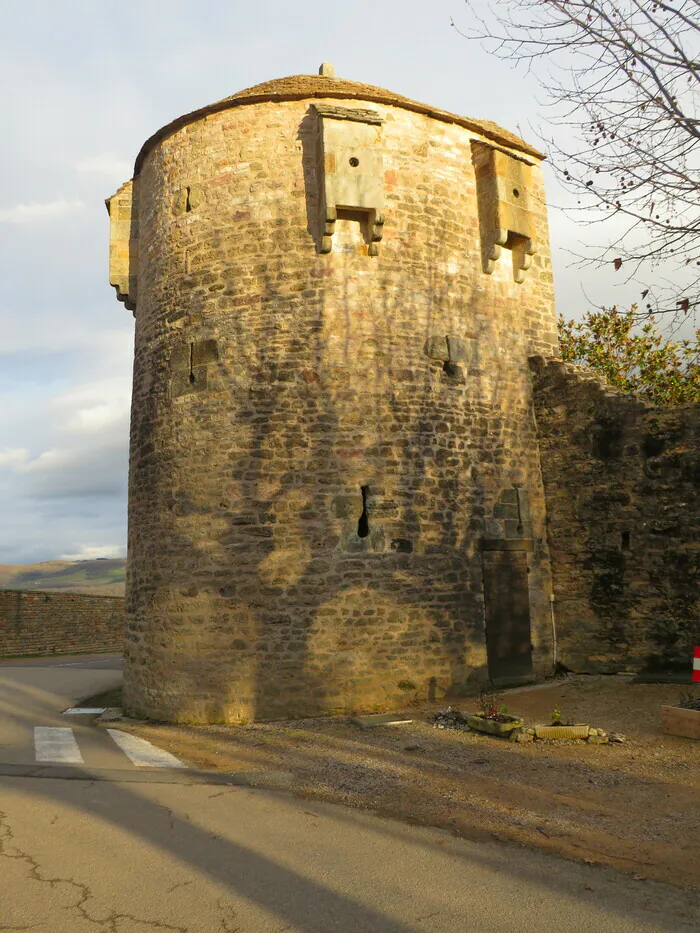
<box><xmin>481</xmin><ymin>547</ymin><xmax>534</xmax><ymax>687</ymax></box>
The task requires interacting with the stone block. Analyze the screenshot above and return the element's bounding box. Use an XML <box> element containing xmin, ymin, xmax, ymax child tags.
<box><xmin>171</xmin><ymin>366</ymin><xmax>208</xmax><ymax>398</ymax></box>
<box><xmin>447</xmin><ymin>336</ymin><xmax>470</xmax><ymax>363</ymax></box>
<box><xmin>504</xmin><ymin>520</ymin><xmax>532</xmax><ymax>538</ymax></box>
<box><xmin>424</xmin><ymin>336</ymin><xmax>449</xmax><ymax>361</ymax></box>
<box><xmin>173</xmin><ymin>188</ymin><xmax>188</xmax><ymax>215</ymax></box>
<box><xmin>494</xmin><ymin>503</ymin><xmax>519</xmax><ymax>520</ymax></box>
<box><xmin>192</xmin><ymin>339</ymin><xmax>219</xmax><ymax>366</ymax></box>
<box><xmin>350</xmin><ymin>713</ymin><xmax>413</xmax><ymax>728</ymax></box>
<box><xmin>171</xmin><ymin>345</ymin><xmax>191</xmax><ymax>372</ymax></box>
<box><xmin>188</xmin><ymin>185</ymin><xmax>205</xmax><ymax>211</ymax></box>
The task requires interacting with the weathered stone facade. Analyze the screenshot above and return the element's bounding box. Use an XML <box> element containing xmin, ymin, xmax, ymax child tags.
<box><xmin>531</xmin><ymin>357</ymin><xmax>699</xmax><ymax>675</ymax></box>
<box><xmin>109</xmin><ymin>68</ymin><xmax>560</xmax><ymax>723</ymax></box>
<box><xmin>0</xmin><ymin>590</ymin><xmax>125</xmax><ymax>658</ymax></box>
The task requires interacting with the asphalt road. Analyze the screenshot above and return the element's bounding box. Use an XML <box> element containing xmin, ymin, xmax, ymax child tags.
<box><xmin>0</xmin><ymin>655</ymin><xmax>698</xmax><ymax>932</ymax></box>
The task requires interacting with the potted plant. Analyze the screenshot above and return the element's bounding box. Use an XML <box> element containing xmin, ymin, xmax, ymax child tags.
<box><xmin>534</xmin><ymin>705</ymin><xmax>590</xmax><ymax>740</ymax></box>
<box><xmin>466</xmin><ymin>690</ymin><xmax>524</xmax><ymax>737</ymax></box>
<box><xmin>661</xmin><ymin>692</ymin><xmax>700</xmax><ymax>740</ymax></box>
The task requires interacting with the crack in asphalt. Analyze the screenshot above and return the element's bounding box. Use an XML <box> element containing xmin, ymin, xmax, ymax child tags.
<box><xmin>92</xmin><ymin>912</ymin><xmax>188</xmax><ymax>933</ymax></box>
<box><xmin>216</xmin><ymin>897</ymin><xmax>243</xmax><ymax>933</ymax></box>
<box><xmin>165</xmin><ymin>881</ymin><xmax>192</xmax><ymax>895</ymax></box>
<box><xmin>0</xmin><ymin>809</ymin><xmax>189</xmax><ymax>932</ymax></box>
<box><xmin>158</xmin><ymin>804</ymin><xmax>177</xmax><ymax>835</ymax></box>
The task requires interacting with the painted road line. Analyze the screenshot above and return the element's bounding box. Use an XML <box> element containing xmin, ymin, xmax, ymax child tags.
<box><xmin>63</xmin><ymin>708</ymin><xmax>106</xmax><ymax>715</ymax></box>
<box><xmin>34</xmin><ymin>727</ymin><xmax>84</xmax><ymax>764</ymax></box>
<box><xmin>106</xmin><ymin>729</ymin><xmax>186</xmax><ymax>768</ymax></box>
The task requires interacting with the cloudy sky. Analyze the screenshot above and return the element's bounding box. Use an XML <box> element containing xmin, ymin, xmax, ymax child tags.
<box><xmin>0</xmin><ymin>0</ymin><xmax>644</xmax><ymax>565</ymax></box>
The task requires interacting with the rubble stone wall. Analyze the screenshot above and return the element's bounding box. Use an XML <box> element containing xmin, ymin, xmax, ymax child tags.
<box><xmin>532</xmin><ymin>357</ymin><xmax>700</xmax><ymax>674</ymax></box>
<box><xmin>0</xmin><ymin>590</ymin><xmax>125</xmax><ymax>657</ymax></box>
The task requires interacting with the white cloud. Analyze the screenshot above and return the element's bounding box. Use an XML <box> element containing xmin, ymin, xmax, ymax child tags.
<box><xmin>20</xmin><ymin>448</ymin><xmax>75</xmax><ymax>475</ymax></box>
<box><xmin>0</xmin><ymin>320</ymin><xmax>133</xmax><ymax>358</ymax></box>
<box><xmin>50</xmin><ymin>377</ymin><xmax>131</xmax><ymax>436</ymax></box>
<box><xmin>59</xmin><ymin>544</ymin><xmax>126</xmax><ymax>561</ymax></box>
<box><xmin>0</xmin><ymin>448</ymin><xmax>29</xmax><ymax>468</ymax></box>
<box><xmin>0</xmin><ymin>199</ymin><xmax>84</xmax><ymax>224</ymax></box>
<box><xmin>75</xmin><ymin>154</ymin><xmax>131</xmax><ymax>180</ymax></box>
<box><xmin>20</xmin><ymin>439</ymin><xmax>128</xmax><ymax>500</ymax></box>
<box><xmin>62</xmin><ymin>403</ymin><xmax>128</xmax><ymax>435</ymax></box>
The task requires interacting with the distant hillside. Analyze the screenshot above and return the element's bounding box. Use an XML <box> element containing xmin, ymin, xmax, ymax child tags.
<box><xmin>0</xmin><ymin>559</ymin><xmax>126</xmax><ymax>596</ymax></box>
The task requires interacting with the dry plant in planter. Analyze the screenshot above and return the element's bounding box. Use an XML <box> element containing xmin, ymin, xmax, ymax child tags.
<box><xmin>466</xmin><ymin>690</ymin><xmax>524</xmax><ymax>737</ymax></box>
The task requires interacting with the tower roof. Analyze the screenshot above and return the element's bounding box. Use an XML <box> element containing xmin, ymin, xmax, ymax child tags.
<box><xmin>133</xmin><ymin>71</ymin><xmax>544</xmax><ymax>175</ymax></box>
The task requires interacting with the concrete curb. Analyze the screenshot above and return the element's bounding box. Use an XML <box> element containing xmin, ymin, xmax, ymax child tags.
<box><xmin>0</xmin><ymin>762</ymin><xmax>298</xmax><ymax>788</ymax></box>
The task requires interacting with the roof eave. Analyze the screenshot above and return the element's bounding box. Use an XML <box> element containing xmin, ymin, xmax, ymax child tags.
<box><xmin>133</xmin><ymin>85</ymin><xmax>545</xmax><ymax>176</ymax></box>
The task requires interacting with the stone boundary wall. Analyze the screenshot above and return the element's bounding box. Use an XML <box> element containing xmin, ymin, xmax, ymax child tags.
<box><xmin>0</xmin><ymin>590</ymin><xmax>125</xmax><ymax>658</ymax></box>
<box><xmin>531</xmin><ymin>357</ymin><xmax>699</xmax><ymax>674</ymax></box>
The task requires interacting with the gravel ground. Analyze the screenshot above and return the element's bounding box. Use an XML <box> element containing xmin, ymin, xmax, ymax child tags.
<box><xmin>112</xmin><ymin>675</ymin><xmax>700</xmax><ymax>892</ymax></box>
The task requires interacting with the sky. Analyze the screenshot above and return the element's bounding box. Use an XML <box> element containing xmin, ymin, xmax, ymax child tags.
<box><xmin>0</xmin><ymin>0</ymin><xmax>649</xmax><ymax>565</ymax></box>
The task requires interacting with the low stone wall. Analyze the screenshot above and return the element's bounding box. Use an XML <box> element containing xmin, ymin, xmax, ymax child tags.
<box><xmin>0</xmin><ymin>590</ymin><xmax>125</xmax><ymax>657</ymax></box>
<box><xmin>531</xmin><ymin>357</ymin><xmax>699</xmax><ymax>675</ymax></box>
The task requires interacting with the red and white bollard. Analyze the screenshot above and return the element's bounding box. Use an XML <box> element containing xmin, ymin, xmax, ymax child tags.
<box><xmin>694</xmin><ymin>646</ymin><xmax>700</xmax><ymax>683</ymax></box>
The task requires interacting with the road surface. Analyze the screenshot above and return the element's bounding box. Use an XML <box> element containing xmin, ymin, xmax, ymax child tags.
<box><xmin>0</xmin><ymin>654</ymin><xmax>697</xmax><ymax>932</ymax></box>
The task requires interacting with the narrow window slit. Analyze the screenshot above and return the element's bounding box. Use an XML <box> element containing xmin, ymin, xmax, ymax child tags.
<box><xmin>188</xmin><ymin>343</ymin><xmax>195</xmax><ymax>384</ymax></box>
<box><xmin>515</xmin><ymin>488</ymin><xmax>524</xmax><ymax>534</ymax></box>
<box><xmin>185</xmin><ymin>186</ymin><xmax>192</xmax><ymax>212</ymax></box>
<box><xmin>621</xmin><ymin>530</ymin><xmax>631</xmax><ymax>550</ymax></box>
<box><xmin>357</xmin><ymin>485</ymin><xmax>370</xmax><ymax>538</ymax></box>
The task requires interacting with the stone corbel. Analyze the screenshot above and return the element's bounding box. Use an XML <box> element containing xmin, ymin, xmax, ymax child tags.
<box><xmin>320</xmin><ymin>206</ymin><xmax>385</xmax><ymax>256</ymax></box>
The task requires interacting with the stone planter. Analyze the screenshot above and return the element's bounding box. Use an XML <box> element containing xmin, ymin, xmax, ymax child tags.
<box><xmin>535</xmin><ymin>724</ymin><xmax>590</xmax><ymax>740</ymax></box>
<box><xmin>661</xmin><ymin>705</ymin><xmax>700</xmax><ymax>740</ymax></box>
<box><xmin>466</xmin><ymin>714</ymin><xmax>524</xmax><ymax>736</ymax></box>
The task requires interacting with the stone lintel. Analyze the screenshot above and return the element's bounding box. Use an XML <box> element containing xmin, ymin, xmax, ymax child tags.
<box><xmin>313</xmin><ymin>103</ymin><xmax>383</xmax><ymax>125</ymax></box>
<box><xmin>480</xmin><ymin>538</ymin><xmax>534</xmax><ymax>552</ymax></box>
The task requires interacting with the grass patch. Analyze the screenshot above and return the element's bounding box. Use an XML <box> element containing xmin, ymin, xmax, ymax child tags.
<box><xmin>77</xmin><ymin>686</ymin><xmax>123</xmax><ymax>708</ymax></box>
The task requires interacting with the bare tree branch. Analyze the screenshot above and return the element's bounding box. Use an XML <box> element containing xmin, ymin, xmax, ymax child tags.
<box><xmin>453</xmin><ymin>0</ymin><xmax>700</xmax><ymax>321</ymax></box>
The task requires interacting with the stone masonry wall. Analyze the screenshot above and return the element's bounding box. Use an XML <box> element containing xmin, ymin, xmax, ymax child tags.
<box><xmin>532</xmin><ymin>357</ymin><xmax>700</xmax><ymax>674</ymax></box>
<box><xmin>120</xmin><ymin>91</ymin><xmax>558</xmax><ymax>723</ymax></box>
<box><xmin>0</xmin><ymin>590</ymin><xmax>125</xmax><ymax>658</ymax></box>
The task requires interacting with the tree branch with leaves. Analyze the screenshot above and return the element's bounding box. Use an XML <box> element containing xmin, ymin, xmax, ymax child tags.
<box><xmin>558</xmin><ymin>306</ymin><xmax>700</xmax><ymax>403</ymax></box>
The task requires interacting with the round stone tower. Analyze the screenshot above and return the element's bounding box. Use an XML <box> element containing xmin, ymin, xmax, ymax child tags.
<box><xmin>107</xmin><ymin>65</ymin><xmax>558</xmax><ymax>723</ymax></box>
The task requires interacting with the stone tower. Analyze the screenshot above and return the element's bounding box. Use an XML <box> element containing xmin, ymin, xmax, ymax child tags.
<box><xmin>108</xmin><ymin>65</ymin><xmax>558</xmax><ymax>723</ymax></box>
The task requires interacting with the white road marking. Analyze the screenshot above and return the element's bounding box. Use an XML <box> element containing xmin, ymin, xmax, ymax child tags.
<box><xmin>34</xmin><ymin>727</ymin><xmax>84</xmax><ymax>764</ymax></box>
<box><xmin>107</xmin><ymin>729</ymin><xmax>186</xmax><ymax>768</ymax></box>
<box><xmin>62</xmin><ymin>708</ymin><xmax>106</xmax><ymax>715</ymax></box>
